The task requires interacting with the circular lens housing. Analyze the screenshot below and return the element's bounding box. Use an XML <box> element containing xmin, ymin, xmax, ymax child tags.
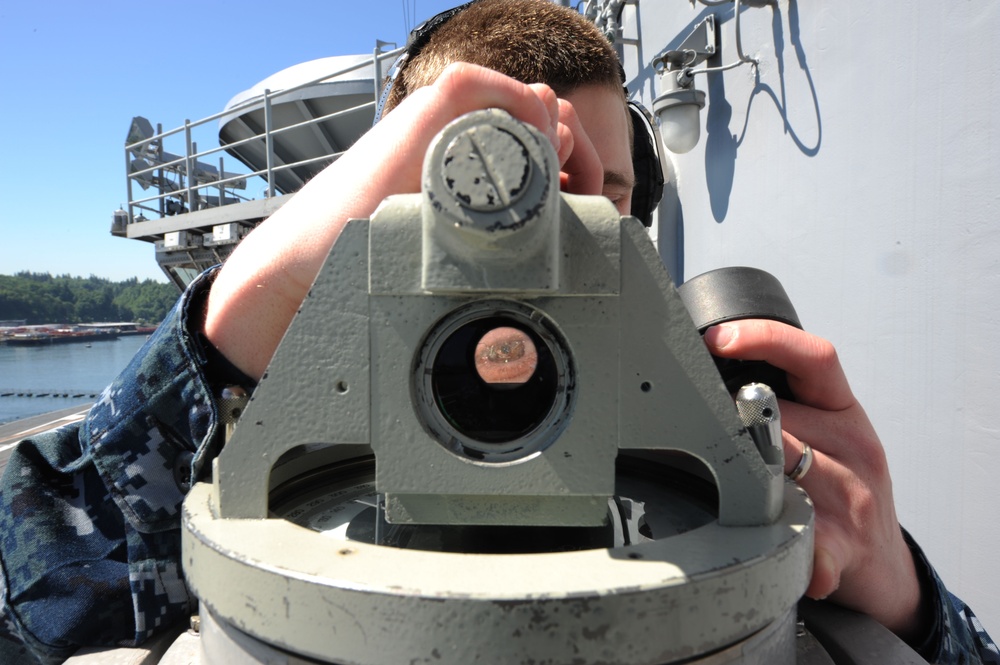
<box><xmin>414</xmin><ymin>301</ymin><xmax>574</xmax><ymax>463</ymax></box>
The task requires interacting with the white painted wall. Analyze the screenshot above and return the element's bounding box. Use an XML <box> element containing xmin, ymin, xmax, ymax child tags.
<box><xmin>624</xmin><ymin>1</ymin><xmax>1000</xmax><ymax>632</ymax></box>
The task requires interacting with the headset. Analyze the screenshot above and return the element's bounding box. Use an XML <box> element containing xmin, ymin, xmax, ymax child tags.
<box><xmin>373</xmin><ymin>0</ymin><xmax>666</xmax><ymax>227</ymax></box>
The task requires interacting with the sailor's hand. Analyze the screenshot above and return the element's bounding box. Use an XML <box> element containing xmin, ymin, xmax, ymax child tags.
<box><xmin>704</xmin><ymin>320</ymin><xmax>929</xmax><ymax>642</ymax></box>
<box><xmin>204</xmin><ymin>63</ymin><xmax>602</xmax><ymax>381</ymax></box>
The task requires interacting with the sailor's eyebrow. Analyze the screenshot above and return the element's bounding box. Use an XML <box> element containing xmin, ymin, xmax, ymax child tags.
<box><xmin>604</xmin><ymin>170</ymin><xmax>636</xmax><ymax>190</ymax></box>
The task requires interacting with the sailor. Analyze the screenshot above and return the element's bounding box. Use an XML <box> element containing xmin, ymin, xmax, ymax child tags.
<box><xmin>0</xmin><ymin>1</ymin><xmax>996</xmax><ymax>663</ymax></box>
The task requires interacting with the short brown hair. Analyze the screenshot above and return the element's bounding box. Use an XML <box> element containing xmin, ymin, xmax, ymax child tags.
<box><xmin>382</xmin><ymin>0</ymin><xmax>623</xmax><ymax>115</ymax></box>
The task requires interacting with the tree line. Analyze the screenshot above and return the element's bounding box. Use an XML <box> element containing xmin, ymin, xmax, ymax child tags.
<box><xmin>0</xmin><ymin>272</ymin><xmax>179</xmax><ymax>324</ymax></box>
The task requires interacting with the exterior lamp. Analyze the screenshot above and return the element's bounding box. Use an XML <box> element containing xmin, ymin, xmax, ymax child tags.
<box><xmin>652</xmin><ymin>68</ymin><xmax>706</xmax><ymax>154</ymax></box>
<box><xmin>650</xmin><ymin>2</ymin><xmax>758</xmax><ymax>153</ymax></box>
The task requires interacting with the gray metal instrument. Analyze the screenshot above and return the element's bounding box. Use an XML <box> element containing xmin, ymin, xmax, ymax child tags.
<box><xmin>180</xmin><ymin>109</ymin><xmax>814</xmax><ymax>665</ymax></box>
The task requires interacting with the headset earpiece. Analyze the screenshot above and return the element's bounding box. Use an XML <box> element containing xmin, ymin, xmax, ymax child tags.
<box><xmin>628</xmin><ymin>101</ymin><xmax>666</xmax><ymax>227</ymax></box>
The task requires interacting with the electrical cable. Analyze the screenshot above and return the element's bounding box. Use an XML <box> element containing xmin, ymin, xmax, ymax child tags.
<box><xmin>732</xmin><ymin>0</ymin><xmax>756</xmax><ymax>64</ymax></box>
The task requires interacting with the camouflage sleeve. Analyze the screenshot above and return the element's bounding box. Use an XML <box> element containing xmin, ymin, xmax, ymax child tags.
<box><xmin>905</xmin><ymin>530</ymin><xmax>1000</xmax><ymax>665</ymax></box>
<box><xmin>0</xmin><ymin>268</ymin><xmax>229</xmax><ymax>664</ymax></box>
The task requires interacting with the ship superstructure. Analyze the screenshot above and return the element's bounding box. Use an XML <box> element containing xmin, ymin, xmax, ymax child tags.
<box><xmin>117</xmin><ymin>51</ymin><xmax>398</xmax><ymax>288</ymax></box>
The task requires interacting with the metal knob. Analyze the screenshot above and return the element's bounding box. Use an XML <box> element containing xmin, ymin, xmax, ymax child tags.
<box><xmin>736</xmin><ymin>382</ymin><xmax>783</xmax><ymax>469</ymax></box>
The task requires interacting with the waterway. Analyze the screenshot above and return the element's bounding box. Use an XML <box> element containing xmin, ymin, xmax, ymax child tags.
<box><xmin>0</xmin><ymin>335</ymin><xmax>150</xmax><ymax>424</ymax></box>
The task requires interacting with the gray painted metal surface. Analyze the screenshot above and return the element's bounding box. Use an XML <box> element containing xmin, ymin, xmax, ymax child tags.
<box><xmin>184</xmin><ymin>480</ymin><xmax>813</xmax><ymax>664</ymax></box>
<box><xmin>619</xmin><ymin>0</ymin><xmax>1000</xmax><ymax>631</ymax></box>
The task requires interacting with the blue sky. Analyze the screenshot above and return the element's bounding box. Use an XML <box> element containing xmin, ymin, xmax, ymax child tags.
<box><xmin>0</xmin><ymin>0</ymin><xmax>460</xmax><ymax>283</ymax></box>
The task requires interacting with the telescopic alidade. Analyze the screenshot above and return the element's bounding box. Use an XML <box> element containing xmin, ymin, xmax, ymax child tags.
<box><xmin>181</xmin><ymin>109</ymin><xmax>814</xmax><ymax>664</ymax></box>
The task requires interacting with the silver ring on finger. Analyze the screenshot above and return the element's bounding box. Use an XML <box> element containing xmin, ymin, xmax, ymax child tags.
<box><xmin>788</xmin><ymin>440</ymin><xmax>814</xmax><ymax>482</ymax></box>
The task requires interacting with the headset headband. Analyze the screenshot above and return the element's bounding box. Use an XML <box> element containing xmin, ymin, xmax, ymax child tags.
<box><xmin>375</xmin><ymin>1</ymin><xmax>478</xmax><ymax>124</ymax></box>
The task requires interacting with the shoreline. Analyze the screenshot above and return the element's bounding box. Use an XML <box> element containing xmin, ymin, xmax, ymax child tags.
<box><xmin>0</xmin><ymin>325</ymin><xmax>156</xmax><ymax>347</ymax></box>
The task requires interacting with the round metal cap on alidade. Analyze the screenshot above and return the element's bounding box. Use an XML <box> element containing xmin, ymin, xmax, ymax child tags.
<box><xmin>419</xmin><ymin>108</ymin><xmax>563</xmax><ymax>293</ymax></box>
<box><xmin>422</xmin><ymin>107</ymin><xmax>554</xmax><ymax>241</ymax></box>
<box><xmin>440</xmin><ymin>123</ymin><xmax>532</xmax><ymax>212</ymax></box>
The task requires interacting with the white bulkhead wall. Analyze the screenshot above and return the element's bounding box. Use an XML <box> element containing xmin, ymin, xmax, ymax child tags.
<box><xmin>622</xmin><ymin>1</ymin><xmax>1000</xmax><ymax>631</ymax></box>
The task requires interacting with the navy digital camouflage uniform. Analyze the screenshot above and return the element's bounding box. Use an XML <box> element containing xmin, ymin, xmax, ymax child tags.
<box><xmin>0</xmin><ymin>267</ymin><xmax>997</xmax><ymax>664</ymax></box>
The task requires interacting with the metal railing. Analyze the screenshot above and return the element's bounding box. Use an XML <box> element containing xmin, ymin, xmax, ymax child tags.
<box><xmin>122</xmin><ymin>44</ymin><xmax>403</xmax><ymax>226</ymax></box>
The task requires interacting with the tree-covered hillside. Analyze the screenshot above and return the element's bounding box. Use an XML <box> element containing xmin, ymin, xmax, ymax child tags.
<box><xmin>0</xmin><ymin>272</ymin><xmax>178</xmax><ymax>324</ymax></box>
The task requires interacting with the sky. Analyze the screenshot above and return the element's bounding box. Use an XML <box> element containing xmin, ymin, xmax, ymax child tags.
<box><xmin>0</xmin><ymin>0</ymin><xmax>461</xmax><ymax>283</ymax></box>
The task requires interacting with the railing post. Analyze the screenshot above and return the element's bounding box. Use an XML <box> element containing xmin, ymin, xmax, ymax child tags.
<box><xmin>156</xmin><ymin>123</ymin><xmax>166</xmax><ymax>217</ymax></box>
<box><xmin>219</xmin><ymin>156</ymin><xmax>226</xmax><ymax>208</ymax></box>
<box><xmin>185</xmin><ymin>120</ymin><xmax>195</xmax><ymax>213</ymax></box>
<box><xmin>194</xmin><ymin>141</ymin><xmax>201</xmax><ymax>210</ymax></box>
<box><xmin>124</xmin><ymin>143</ymin><xmax>135</xmax><ymax>224</ymax></box>
<box><xmin>264</xmin><ymin>88</ymin><xmax>275</xmax><ymax>198</ymax></box>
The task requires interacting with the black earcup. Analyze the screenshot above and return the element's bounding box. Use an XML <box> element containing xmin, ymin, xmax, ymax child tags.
<box><xmin>627</xmin><ymin>102</ymin><xmax>665</xmax><ymax>227</ymax></box>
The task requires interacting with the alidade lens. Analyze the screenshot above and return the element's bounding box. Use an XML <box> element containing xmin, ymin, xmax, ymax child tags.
<box><xmin>414</xmin><ymin>301</ymin><xmax>574</xmax><ymax>462</ymax></box>
<box><xmin>434</xmin><ymin>317</ymin><xmax>550</xmax><ymax>442</ymax></box>
<box><xmin>473</xmin><ymin>326</ymin><xmax>538</xmax><ymax>385</ymax></box>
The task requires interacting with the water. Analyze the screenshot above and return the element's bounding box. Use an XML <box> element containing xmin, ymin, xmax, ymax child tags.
<box><xmin>0</xmin><ymin>335</ymin><xmax>150</xmax><ymax>424</ymax></box>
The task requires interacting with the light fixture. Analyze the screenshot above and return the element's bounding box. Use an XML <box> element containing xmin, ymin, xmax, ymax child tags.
<box><xmin>650</xmin><ymin>1</ymin><xmax>758</xmax><ymax>153</ymax></box>
<box><xmin>652</xmin><ymin>68</ymin><xmax>706</xmax><ymax>154</ymax></box>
